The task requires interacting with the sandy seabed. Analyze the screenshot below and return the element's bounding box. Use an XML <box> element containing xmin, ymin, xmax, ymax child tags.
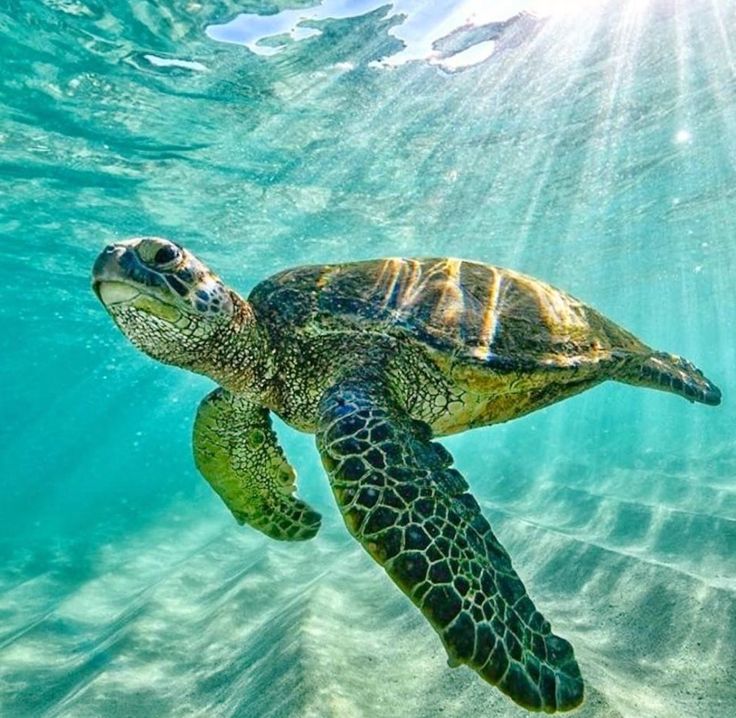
<box><xmin>1</xmin><ymin>450</ymin><xmax>734</xmax><ymax>718</ymax></box>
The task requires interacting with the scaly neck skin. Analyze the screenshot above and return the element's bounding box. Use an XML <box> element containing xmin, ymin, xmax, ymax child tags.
<box><xmin>195</xmin><ymin>292</ymin><xmax>276</xmax><ymax>403</ymax></box>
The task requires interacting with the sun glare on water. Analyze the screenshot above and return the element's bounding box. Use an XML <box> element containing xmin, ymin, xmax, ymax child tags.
<box><xmin>207</xmin><ymin>0</ymin><xmax>615</xmax><ymax>69</ymax></box>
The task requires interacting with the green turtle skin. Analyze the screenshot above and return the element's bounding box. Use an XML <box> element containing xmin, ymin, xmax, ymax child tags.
<box><xmin>92</xmin><ymin>239</ymin><xmax>721</xmax><ymax>713</ymax></box>
<box><xmin>193</xmin><ymin>388</ymin><xmax>321</xmax><ymax>540</ymax></box>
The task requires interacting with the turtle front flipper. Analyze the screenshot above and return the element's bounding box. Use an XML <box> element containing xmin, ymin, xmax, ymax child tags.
<box><xmin>194</xmin><ymin>388</ymin><xmax>321</xmax><ymax>541</ymax></box>
<box><xmin>315</xmin><ymin>375</ymin><xmax>583</xmax><ymax>713</ymax></box>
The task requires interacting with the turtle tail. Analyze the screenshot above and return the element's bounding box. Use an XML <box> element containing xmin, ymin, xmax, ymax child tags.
<box><xmin>616</xmin><ymin>350</ymin><xmax>721</xmax><ymax>406</ymax></box>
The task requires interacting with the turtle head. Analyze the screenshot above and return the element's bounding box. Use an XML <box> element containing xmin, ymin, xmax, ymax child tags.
<box><xmin>92</xmin><ymin>237</ymin><xmax>237</xmax><ymax>370</ymax></box>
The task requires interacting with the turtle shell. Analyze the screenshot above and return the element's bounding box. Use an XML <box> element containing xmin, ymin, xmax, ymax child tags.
<box><xmin>248</xmin><ymin>257</ymin><xmax>645</xmax><ymax>372</ymax></box>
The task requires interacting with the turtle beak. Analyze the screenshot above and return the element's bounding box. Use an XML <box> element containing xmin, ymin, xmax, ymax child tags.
<box><xmin>91</xmin><ymin>243</ymin><xmax>139</xmax><ymax>306</ymax></box>
<box><xmin>92</xmin><ymin>244</ymin><xmax>124</xmax><ymax>281</ymax></box>
<box><xmin>92</xmin><ymin>245</ymin><xmax>117</xmax><ymax>302</ymax></box>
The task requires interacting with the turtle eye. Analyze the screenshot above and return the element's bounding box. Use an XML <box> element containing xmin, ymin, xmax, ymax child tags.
<box><xmin>154</xmin><ymin>245</ymin><xmax>179</xmax><ymax>266</ymax></box>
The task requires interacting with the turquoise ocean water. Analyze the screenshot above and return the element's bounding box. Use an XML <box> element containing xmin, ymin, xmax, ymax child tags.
<box><xmin>1</xmin><ymin>1</ymin><xmax>735</xmax><ymax>716</ymax></box>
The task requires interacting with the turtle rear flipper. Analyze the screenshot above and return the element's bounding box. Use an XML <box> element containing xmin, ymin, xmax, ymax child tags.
<box><xmin>316</xmin><ymin>374</ymin><xmax>583</xmax><ymax>713</ymax></box>
<box><xmin>194</xmin><ymin>389</ymin><xmax>321</xmax><ymax>541</ymax></box>
<box><xmin>616</xmin><ymin>351</ymin><xmax>721</xmax><ymax>406</ymax></box>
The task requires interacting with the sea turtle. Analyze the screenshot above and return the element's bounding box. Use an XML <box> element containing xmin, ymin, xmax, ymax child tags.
<box><xmin>92</xmin><ymin>238</ymin><xmax>721</xmax><ymax>713</ymax></box>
